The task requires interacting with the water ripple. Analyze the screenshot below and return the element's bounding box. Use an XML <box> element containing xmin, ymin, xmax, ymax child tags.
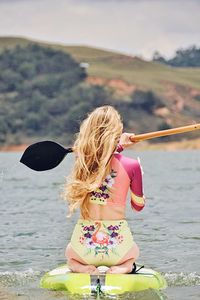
<box><xmin>165</xmin><ymin>272</ymin><xmax>200</xmax><ymax>287</ymax></box>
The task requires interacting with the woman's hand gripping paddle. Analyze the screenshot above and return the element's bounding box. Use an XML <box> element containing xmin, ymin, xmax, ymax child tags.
<box><xmin>20</xmin><ymin>141</ymin><xmax>73</xmax><ymax>171</ymax></box>
<box><xmin>20</xmin><ymin>123</ymin><xmax>200</xmax><ymax>171</ymax></box>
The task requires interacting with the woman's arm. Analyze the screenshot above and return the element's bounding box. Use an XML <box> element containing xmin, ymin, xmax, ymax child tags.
<box><xmin>116</xmin><ymin>132</ymin><xmax>145</xmax><ymax>211</ymax></box>
<box><xmin>130</xmin><ymin>159</ymin><xmax>145</xmax><ymax>212</ymax></box>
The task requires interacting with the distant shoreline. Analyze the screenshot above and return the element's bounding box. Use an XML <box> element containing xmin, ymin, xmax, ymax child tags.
<box><xmin>133</xmin><ymin>138</ymin><xmax>200</xmax><ymax>151</ymax></box>
<box><xmin>1</xmin><ymin>138</ymin><xmax>200</xmax><ymax>152</ymax></box>
<box><xmin>0</xmin><ymin>144</ymin><xmax>29</xmax><ymax>152</ymax></box>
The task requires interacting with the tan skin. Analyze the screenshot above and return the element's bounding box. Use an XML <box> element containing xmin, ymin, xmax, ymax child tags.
<box><xmin>66</xmin><ymin>133</ymin><xmax>140</xmax><ymax>274</ymax></box>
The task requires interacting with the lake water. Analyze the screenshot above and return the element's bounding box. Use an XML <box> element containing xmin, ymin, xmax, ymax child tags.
<box><xmin>0</xmin><ymin>150</ymin><xmax>200</xmax><ymax>300</ymax></box>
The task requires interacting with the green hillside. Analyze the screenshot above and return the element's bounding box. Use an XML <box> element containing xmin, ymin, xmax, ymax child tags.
<box><xmin>0</xmin><ymin>37</ymin><xmax>200</xmax><ymax>146</ymax></box>
<box><xmin>63</xmin><ymin>46</ymin><xmax>200</xmax><ymax>93</ymax></box>
<box><xmin>0</xmin><ymin>44</ymin><xmax>117</xmax><ymax>145</ymax></box>
<box><xmin>1</xmin><ymin>37</ymin><xmax>200</xmax><ymax>93</ymax></box>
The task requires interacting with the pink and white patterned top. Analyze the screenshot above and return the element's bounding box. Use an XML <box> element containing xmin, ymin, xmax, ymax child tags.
<box><xmin>90</xmin><ymin>147</ymin><xmax>145</xmax><ymax>212</ymax></box>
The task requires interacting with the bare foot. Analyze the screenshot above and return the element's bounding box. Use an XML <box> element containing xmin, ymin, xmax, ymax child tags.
<box><xmin>106</xmin><ymin>265</ymin><xmax>132</xmax><ymax>274</ymax></box>
<box><xmin>106</xmin><ymin>259</ymin><xmax>134</xmax><ymax>274</ymax></box>
<box><xmin>83</xmin><ymin>265</ymin><xmax>100</xmax><ymax>275</ymax></box>
<box><xmin>68</xmin><ymin>259</ymin><xmax>100</xmax><ymax>274</ymax></box>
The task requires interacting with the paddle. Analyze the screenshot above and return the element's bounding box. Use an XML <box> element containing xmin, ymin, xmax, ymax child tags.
<box><xmin>129</xmin><ymin>123</ymin><xmax>200</xmax><ymax>142</ymax></box>
<box><xmin>20</xmin><ymin>141</ymin><xmax>73</xmax><ymax>171</ymax></box>
<box><xmin>20</xmin><ymin>123</ymin><xmax>200</xmax><ymax>171</ymax></box>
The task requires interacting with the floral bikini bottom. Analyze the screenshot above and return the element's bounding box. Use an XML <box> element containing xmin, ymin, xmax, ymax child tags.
<box><xmin>70</xmin><ymin>219</ymin><xmax>138</xmax><ymax>266</ymax></box>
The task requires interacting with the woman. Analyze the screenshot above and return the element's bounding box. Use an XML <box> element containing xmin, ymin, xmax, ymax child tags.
<box><xmin>63</xmin><ymin>106</ymin><xmax>145</xmax><ymax>274</ymax></box>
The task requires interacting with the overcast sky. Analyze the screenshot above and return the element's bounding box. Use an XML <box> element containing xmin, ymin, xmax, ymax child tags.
<box><xmin>0</xmin><ymin>0</ymin><xmax>199</xmax><ymax>60</ymax></box>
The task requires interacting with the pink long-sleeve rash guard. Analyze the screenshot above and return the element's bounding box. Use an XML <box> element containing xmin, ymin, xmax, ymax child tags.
<box><xmin>90</xmin><ymin>150</ymin><xmax>145</xmax><ymax>212</ymax></box>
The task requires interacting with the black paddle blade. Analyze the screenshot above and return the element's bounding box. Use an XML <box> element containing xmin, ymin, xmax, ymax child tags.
<box><xmin>20</xmin><ymin>140</ymin><xmax>73</xmax><ymax>171</ymax></box>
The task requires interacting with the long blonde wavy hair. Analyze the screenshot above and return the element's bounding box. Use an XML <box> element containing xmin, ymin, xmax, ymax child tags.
<box><xmin>63</xmin><ymin>105</ymin><xmax>123</xmax><ymax>219</ymax></box>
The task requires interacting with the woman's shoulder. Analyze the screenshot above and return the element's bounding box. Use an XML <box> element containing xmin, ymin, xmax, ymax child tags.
<box><xmin>113</xmin><ymin>153</ymin><xmax>142</xmax><ymax>179</ymax></box>
<box><xmin>113</xmin><ymin>152</ymin><xmax>138</xmax><ymax>164</ymax></box>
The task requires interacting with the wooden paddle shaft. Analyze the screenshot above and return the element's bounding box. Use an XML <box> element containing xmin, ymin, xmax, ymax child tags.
<box><xmin>130</xmin><ymin>123</ymin><xmax>200</xmax><ymax>142</ymax></box>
